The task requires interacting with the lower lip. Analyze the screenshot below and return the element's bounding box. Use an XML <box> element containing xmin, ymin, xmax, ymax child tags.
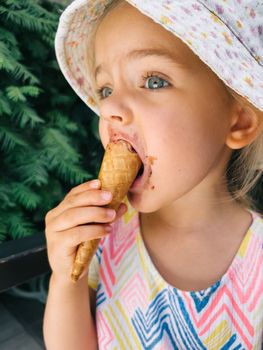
<box><xmin>129</xmin><ymin>166</ymin><xmax>151</xmax><ymax>193</ymax></box>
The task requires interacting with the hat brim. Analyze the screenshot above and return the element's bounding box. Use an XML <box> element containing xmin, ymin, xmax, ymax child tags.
<box><xmin>55</xmin><ymin>0</ymin><xmax>263</xmax><ymax>115</ymax></box>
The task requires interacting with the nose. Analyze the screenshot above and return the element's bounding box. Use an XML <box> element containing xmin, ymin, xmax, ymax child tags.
<box><xmin>99</xmin><ymin>93</ymin><xmax>133</xmax><ymax>126</ymax></box>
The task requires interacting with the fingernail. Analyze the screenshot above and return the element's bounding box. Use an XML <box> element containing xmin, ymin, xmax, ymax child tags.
<box><xmin>105</xmin><ymin>225</ymin><xmax>112</xmax><ymax>232</ymax></box>
<box><xmin>90</xmin><ymin>180</ymin><xmax>100</xmax><ymax>188</ymax></box>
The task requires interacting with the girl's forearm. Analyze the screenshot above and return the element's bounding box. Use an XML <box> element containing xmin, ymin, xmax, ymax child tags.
<box><xmin>43</xmin><ymin>273</ymin><xmax>97</xmax><ymax>350</ymax></box>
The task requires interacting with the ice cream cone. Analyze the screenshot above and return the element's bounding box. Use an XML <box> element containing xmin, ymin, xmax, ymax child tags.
<box><xmin>71</xmin><ymin>140</ymin><xmax>142</xmax><ymax>282</ymax></box>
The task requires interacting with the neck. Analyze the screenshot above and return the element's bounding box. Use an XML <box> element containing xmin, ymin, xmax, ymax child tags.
<box><xmin>140</xmin><ymin>183</ymin><xmax>247</xmax><ymax>239</ymax></box>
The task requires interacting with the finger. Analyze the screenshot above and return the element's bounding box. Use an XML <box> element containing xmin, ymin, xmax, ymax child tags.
<box><xmin>58</xmin><ymin>224</ymin><xmax>111</xmax><ymax>249</ymax></box>
<box><xmin>65</xmin><ymin>179</ymin><xmax>101</xmax><ymax>198</ymax></box>
<box><xmin>103</xmin><ymin>204</ymin><xmax>127</xmax><ymax>231</ymax></box>
<box><xmin>115</xmin><ymin>203</ymin><xmax>128</xmax><ymax>221</ymax></box>
<box><xmin>47</xmin><ymin>206</ymin><xmax>116</xmax><ymax>232</ymax></box>
<box><xmin>47</xmin><ymin>188</ymin><xmax>113</xmax><ymax>221</ymax></box>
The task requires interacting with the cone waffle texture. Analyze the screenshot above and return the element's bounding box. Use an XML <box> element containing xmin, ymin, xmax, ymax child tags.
<box><xmin>71</xmin><ymin>140</ymin><xmax>142</xmax><ymax>282</ymax></box>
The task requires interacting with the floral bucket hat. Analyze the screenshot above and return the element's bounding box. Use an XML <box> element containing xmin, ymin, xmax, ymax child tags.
<box><xmin>55</xmin><ymin>0</ymin><xmax>263</xmax><ymax>116</ymax></box>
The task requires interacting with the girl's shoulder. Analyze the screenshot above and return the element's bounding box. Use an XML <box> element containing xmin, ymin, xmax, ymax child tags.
<box><xmin>249</xmin><ymin>210</ymin><xmax>263</xmax><ymax>238</ymax></box>
<box><xmin>238</xmin><ymin>210</ymin><xmax>263</xmax><ymax>268</ymax></box>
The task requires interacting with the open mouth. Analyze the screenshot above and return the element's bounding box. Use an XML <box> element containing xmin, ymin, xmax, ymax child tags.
<box><xmin>127</xmin><ymin>144</ymin><xmax>137</xmax><ymax>153</ymax></box>
<box><xmin>136</xmin><ymin>163</ymin><xmax>144</xmax><ymax>179</ymax></box>
<box><xmin>126</xmin><ymin>142</ymin><xmax>145</xmax><ymax>179</ymax></box>
<box><xmin>113</xmin><ymin>138</ymin><xmax>149</xmax><ymax>191</ymax></box>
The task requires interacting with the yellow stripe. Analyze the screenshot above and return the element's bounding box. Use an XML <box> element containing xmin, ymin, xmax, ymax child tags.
<box><xmin>123</xmin><ymin>197</ymin><xmax>137</xmax><ymax>224</ymax></box>
<box><xmin>203</xmin><ymin>320</ymin><xmax>231</xmax><ymax>349</ymax></box>
<box><xmin>107</xmin><ymin>304</ymin><xmax>134</xmax><ymax>349</ymax></box>
<box><xmin>104</xmin><ymin>308</ymin><xmax>124</xmax><ymax>347</ymax></box>
<box><xmin>116</xmin><ymin>300</ymin><xmax>142</xmax><ymax>349</ymax></box>
<box><xmin>115</xmin><ymin>247</ymin><xmax>136</xmax><ymax>292</ymax></box>
<box><xmin>238</xmin><ymin>229</ymin><xmax>251</xmax><ymax>258</ymax></box>
<box><xmin>137</xmin><ymin>232</ymin><xmax>165</xmax><ymax>300</ymax></box>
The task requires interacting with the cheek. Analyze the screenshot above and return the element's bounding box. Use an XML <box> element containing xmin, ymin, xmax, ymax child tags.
<box><xmin>150</xmin><ymin>110</ymin><xmax>229</xmax><ymax>179</ymax></box>
<box><xmin>98</xmin><ymin>118</ymin><xmax>108</xmax><ymax>148</ymax></box>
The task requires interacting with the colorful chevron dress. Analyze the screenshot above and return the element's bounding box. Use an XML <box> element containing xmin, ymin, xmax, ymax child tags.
<box><xmin>88</xmin><ymin>198</ymin><xmax>263</xmax><ymax>350</ymax></box>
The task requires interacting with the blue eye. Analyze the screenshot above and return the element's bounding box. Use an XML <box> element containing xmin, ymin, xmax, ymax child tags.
<box><xmin>95</xmin><ymin>73</ymin><xmax>170</xmax><ymax>100</ymax></box>
<box><xmin>96</xmin><ymin>86</ymin><xmax>112</xmax><ymax>99</ymax></box>
<box><xmin>143</xmin><ymin>74</ymin><xmax>169</xmax><ymax>89</ymax></box>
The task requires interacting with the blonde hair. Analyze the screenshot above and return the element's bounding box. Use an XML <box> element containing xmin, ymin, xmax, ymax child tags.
<box><xmin>85</xmin><ymin>0</ymin><xmax>263</xmax><ymax>213</ymax></box>
<box><xmin>224</xmin><ymin>87</ymin><xmax>263</xmax><ymax>211</ymax></box>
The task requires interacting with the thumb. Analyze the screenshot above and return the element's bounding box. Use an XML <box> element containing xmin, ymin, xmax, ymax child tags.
<box><xmin>115</xmin><ymin>203</ymin><xmax>128</xmax><ymax>220</ymax></box>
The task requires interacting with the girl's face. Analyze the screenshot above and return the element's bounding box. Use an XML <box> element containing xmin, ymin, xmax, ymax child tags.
<box><xmin>94</xmin><ymin>2</ymin><xmax>234</xmax><ymax>213</ymax></box>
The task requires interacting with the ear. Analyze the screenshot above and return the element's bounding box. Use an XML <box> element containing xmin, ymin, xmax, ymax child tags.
<box><xmin>226</xmin><ymin>103</ymin><xmax>262</xmax><ymax>150</ymax></box>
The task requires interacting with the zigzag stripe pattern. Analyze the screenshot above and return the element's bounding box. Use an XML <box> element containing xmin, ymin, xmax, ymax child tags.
<box><xmin>88</xmin><ymin>200</ymin><xmax>263</xmax><ymax>349</ymax></box>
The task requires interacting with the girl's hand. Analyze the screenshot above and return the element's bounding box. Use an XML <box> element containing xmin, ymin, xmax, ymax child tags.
<box><xmin>45</xmin><ymin>179</ymin><xmax>127</xmax><ymax>284</ymax></box>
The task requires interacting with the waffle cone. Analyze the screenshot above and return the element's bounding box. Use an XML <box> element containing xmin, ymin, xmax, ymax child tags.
<box><xmin>71</xmin><ymin>140</ymin><xmax>142</xmax><ymax>282</ymax></box>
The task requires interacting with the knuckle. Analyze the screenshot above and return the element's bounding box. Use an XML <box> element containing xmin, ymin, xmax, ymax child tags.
<box><xmin>66</xmin><ymin>194</ymin><xmax>76</xmax><ymax>207</ymax></box>
<box><xmin>91</xmin><ymin>207</ymin><xmax>110</xmax><ymax>222</ymax></box>
<box><xmin>63</xmin><ymin>209</ymin><xmax>73</xmax><ymax>224</ymax></box>
<box><xmin>65</xmin><ymin>187</ymin><xmax>77</xmax><ymax>199</ymax></box>
<box><xmin>103</xmin><ymin>209</ymin><xmax>111</xmax><ymax>220</ymax></box>
<box><xmin>45</xmin><ymin>210</ymin><xmax>52</xmax><ymax>223</ymax></box>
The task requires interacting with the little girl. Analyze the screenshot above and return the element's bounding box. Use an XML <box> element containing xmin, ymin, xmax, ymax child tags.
<box><xmin>44</xmin><ymin>0</ymin><xmax>263</xmax><ymax>349</ymax></box>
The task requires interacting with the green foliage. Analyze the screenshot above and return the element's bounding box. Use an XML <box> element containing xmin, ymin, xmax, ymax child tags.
<box><xmin>0</xmin><ymin>0</ymin><xmax>103</xmax><ymax>242</ymax></box>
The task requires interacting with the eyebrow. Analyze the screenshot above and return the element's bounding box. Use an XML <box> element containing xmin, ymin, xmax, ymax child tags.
<box><xmin>94</xmin><ymin>48</ymin><xmax>186</xmax><ymax>81</ymax></box>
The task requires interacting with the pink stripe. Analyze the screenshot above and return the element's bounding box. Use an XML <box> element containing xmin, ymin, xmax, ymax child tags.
<box><xmin>229</xmin><ymin>245</ymin><xmax>261</xmax><ymax>303</ymax></box>
<box><xmin>120</xmin><ymin>273</ymin><xmax>148</xmax><ymax>310</ymax></box>
<box><xmin>104</xmin><ymin>248</ymin><xmax>115</xmax><ymax>285</ymax></box>
<box><xmin>203</xmin><ymin>286</ymin><xmax>254</xmax><ymax>337</ymax></box>
<box><xmin>201</xmin><ymin>303</ymin><xmax>252</xmax><ymax>349</ymax></box>
<box><xmin>183</xmin><ymin>287</ymin><xmax>228</xmax><ymax>328</ymax></box>
<box><xmin>108</xmin><ymin>220</ymin><xmax>138</xmax><ymax>264</ymax></box>
<box><xmin>183</xmin><ymin>285</ymin><xmax>253</xmax><ymax>336</ymax></box>
<box><xmin>97</xmin><ymin>311</ymin><xmax>114</xmax><ymax>348</ymax></box>
<box><xmin>115</xmin><ymin>235</ymin><xmax>136</xmax><ymax>265</ymax></box>
<box><xmin>248</xmin><ymin>278</ymin><xmax>263</xmax><ymax>312</ymax></box>
<box><xmin>100</xmin><ymin>267</ymin><xmax>112</xmax><ymax>298</ymax></box>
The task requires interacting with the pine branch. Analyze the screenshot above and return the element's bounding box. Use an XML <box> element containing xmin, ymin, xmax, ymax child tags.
<box><xmin>54</xmin><ymin>160</ymin><xmax>92</xmax><ymax>185</ymax></box>
<box><xmin>0</xmin><ymin>42</ymin><xmax>39</xmax><ymax>86</ymax></box>
<box><xmin>9</xmin><ymin>148</ymin><xmax>49</xmax><ymax>187</ymax></box>
<box><xmin>0</xmin><ymin>0</ymin><xmax>102</xmax><ymax>245</ymax></box>
<box><xmin>20</xmin><ymin>85</ymin><xmax>43</xmax><ymax>97</ymax></box>
<box><xmin>0</xmin><ymin>41</ymin><xmax>16</xmax><ymax>72</ymax></box>
<box><xmin>0</xmin><ymin>27</ymin><xmax>17</xmax><ymax>48</ymax></box>
<box><xmin>47</xmin><ymin>110</ymin><xmax>78</xmax><ymax>132</ymax></box>
<box><xmin>12</xmin><ymin>103</ymin><xmax>44</xmax><ymax>128</ymax></box>
<box><xmin>0</xmin><ymin>183</ymin><xmax>16</xmax><ymax>209</ymax></box>
<box><xmin>41</xmin><ymin>127</ymin><xmax>81</xmax><ymax>160</ymax></box>
<box><xmin>0</xmin><ymin>91</ymin><xmax>12</xmax><ymax>115</ymax></box>
<box><xmin>0</xmin><ymin>4</ymin><xmax>56</xmax><ymax>34</ymax></box>
<box><xmin>11</xmin><ymin>61</ymin><xmax>40</xmax><ymax>85</ymax></box>
<box><xmin>6</xmin><ymin>86</ymin><xmax>26</xmax><ymax>102</ymax></box>
<box><xmin>0</xmin><ymin>120</ymin><xmax>28</xmax><ymax>151</ymax></box>
<box><xmin>11</xmin><ymin>182</ymin><xmax>42</xmax><ymax>210</ymax></box>
<box><xmin>6</xmin><ymin>211</ymin><xmax>35</xmax><ymax>240</ymax></box>
<box><xmin>5</xmin><ymin>85</ymin><xmax>42</xmax><ymax>102</ymax></box>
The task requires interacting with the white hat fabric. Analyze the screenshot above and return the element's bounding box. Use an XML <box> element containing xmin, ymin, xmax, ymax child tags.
<box><xmin>55</xmin><ymin>0</ymin><xmax>263</xmax><ymax>116</ymax></box>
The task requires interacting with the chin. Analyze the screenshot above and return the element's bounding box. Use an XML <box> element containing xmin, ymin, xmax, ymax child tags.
<box><xmin>127</xmin><ymin>190</ymin><xmax>162</xmax><ymax>214</ymax></box>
